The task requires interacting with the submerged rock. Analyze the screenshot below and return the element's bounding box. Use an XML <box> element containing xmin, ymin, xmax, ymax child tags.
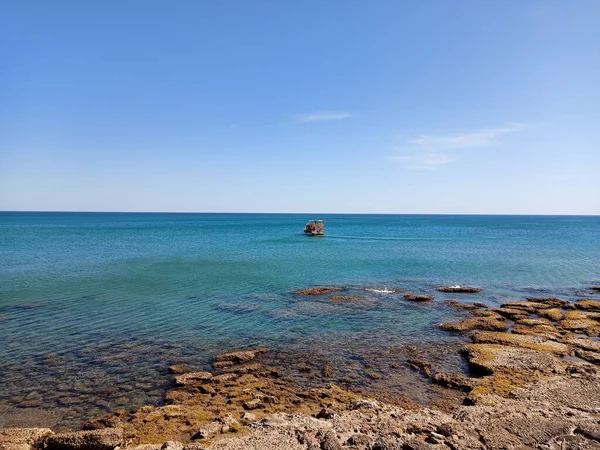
<box><xmin>403</xmin><ymin>294</ymin><xmax>433</xmax><ymax>302</ymax></box>
<box><xmin>214</xmin><ymin>348</ymin><xmax>269</xmax><ymax>364</ymax></box>
<box><xmin>434</xmin><ymin>286</ymin><xmax>481</xmax><ymax>293</ymax></box>
<box><xmin>295</xmin><ymin>287</ymin><xmax>343</xmax><ymax>296</ymax></box>
<box><xmin>328</xmin><ymin>295</ymin><xmax>365</xmax><ymax>302</ymax></box>
<box><xmin>443</xmin><ymin>300</ymin><xmax>479</xmax><ymax>310</ymax></box>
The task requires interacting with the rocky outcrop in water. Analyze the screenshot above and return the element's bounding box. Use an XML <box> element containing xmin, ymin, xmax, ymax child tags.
<box><xmin>295</xmin><ymin>287</ymin><xmax>343</xmax><ymax>296</ymax></box>
<box><xmin>434</xmin><ymin>286</ymin><xmax>482</xmax><ymax>293</ymax></box>
<box><xmin>403</xmin><ymin>294</ymin><xmax>433</xmax><ymax>302</ymax></box>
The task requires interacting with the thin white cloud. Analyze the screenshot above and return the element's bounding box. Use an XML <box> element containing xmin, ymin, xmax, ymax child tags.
<box><xmin>297</xmin><ymin>111</ymin><xmax>352</xmax><ymax>122</ymax></box>
<box><xmin>393</xmin><ymin>123</ymin><xmax>528</xmax><ymax>170</ymax></box>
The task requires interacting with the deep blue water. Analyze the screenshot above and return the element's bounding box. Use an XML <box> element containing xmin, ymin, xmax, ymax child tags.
<box><xmin>1</xmin><ymin>212</ymin><xmax>599</xmax><ymax>427</ymax></box>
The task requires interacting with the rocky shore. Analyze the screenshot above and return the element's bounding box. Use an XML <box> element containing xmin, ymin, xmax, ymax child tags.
<box><xmin>2</xmin><ymin>295</ymin><xmax>600</xmax><ymax>450</ymax></box>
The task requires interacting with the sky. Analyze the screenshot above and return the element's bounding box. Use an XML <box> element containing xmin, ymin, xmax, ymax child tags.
<box><xmin>1</xmin><ymin>0</ymin><xmax>599</xmax><ymax>214</ymax></box>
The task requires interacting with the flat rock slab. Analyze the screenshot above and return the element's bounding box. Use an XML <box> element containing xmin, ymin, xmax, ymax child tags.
<box><xmin>464</xmin><ymin>344</ymin><xmax>560</xmax><ymax>374</ymax></box>
<box><xmin>470</xmin><ymin>331</ymin><xmax>570</xmax><ymax>355</ymax></box>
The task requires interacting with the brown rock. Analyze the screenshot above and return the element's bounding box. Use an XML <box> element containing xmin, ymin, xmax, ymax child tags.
<box><xmin>470</xmin><ymin>331</ymin><xmax>570</xmax><ymax>355</ymax></box>
<box><xmin>490</xmin><ymin>308</ymin><xmax>530</xmax><ymax>320</ymax></box>
<box><xmin>403</xmin><ymin>294</ymin><xmax>434</xmax><ymax>302</ymax></box>
<box><xmin>525</xmin><ymin>297</ymin><xmax>571</xmax><ymax>308</ymax></box>
<box><xmin>589</xmin><ymin>286</ymin><xmax>600</xmax><ymax>291</ymax></box>
<box><xmin>167</xmin><ymin>365</ymin><xmax>188</xmax><ymax>374</ymax></box>
<box><xmin>406</xmin><ymin>359</ymin><xmax>432</xmax><ymax>377</ymax></box>
<box><xmin>174</xmin><ymin>372</ymin><xmax>213</xmax><ymax>386</ymax></box>
<box><xmin>214</xmin><ymin>348</ymin><xmax>268</xmax><ymax>364</ymax></box>
<box><xmin>574</xmin><ymin>299</ymin><xmax>600</xmax><ymax>312</ymax></box>
<box><xmin>575</xmin><ymin>349</ymin><xmax>600</xmax><ymax>364</ymax></box>
<box><xmin>439</xmin><ymin>317</ymin><xmax>507</xmax><ymax>333</ymax></box>
<box><xmin>317</xmin><ymin>430</ymin><xmax>343</xmax><ymax>450</ymax></box>
<box><xmin>295</xmin><ymin>287</ymin><xmax>342</xmax><ymax>296</ymax></box>
<box><xmin>0</xmin><ymin>428</ymin><xmax>54</xmax><ymax>450</ymax></box>
<box><xmin>430</xmin><ymin>372</ymin><xmax>472</xmax><ymax>392</ymax></box>
<box><xmin>538</xmin><ymin>308</ymin><xmax>563</xmax><ymax>321</ymax></box>
<box><xmin>443</xmin><ymin>300</ymin><xmax>478</xmax><ymax>310</ymax></box>
<box><xmin>329</xmin><ymin>295</ymin><xmax>365</xmax><ymax>302</ymax></box>
<box><xmin>45</xmin><ymin>428</ymin><xmax>125</xmax><ymax>450</ymax></box>
<box><xmin>434</xmin><ymin>286</ymin><xmax>481</xmax><ymax>293</ymax></box>
<box><xmin>500</xmin><ymin>301</ymin><xmax>553</xmax><ymax>313</ymax></box>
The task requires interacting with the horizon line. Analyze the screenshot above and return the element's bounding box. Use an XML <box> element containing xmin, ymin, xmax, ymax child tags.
<box><xmin>1</xmin><ymin>210</ymin><xmax>598</xmax><ymax>217</ymax></box>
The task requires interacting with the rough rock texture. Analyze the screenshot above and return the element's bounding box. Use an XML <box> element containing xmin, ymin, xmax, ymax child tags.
<box><xmin>575</xmin><ymin>299</ymin><xmax>600</xmax><ymax>312</ymax></box>
<box><xmin>439</xmin><ymin>317</ymin><xmax>507</xmax><ymax>333</ymax></box>
<box><xmin>45</xmin><ymin>428</ymin><xmax>125</xmax><ymax>450</ymax></box>
<box><xmin>0</xmin><ymin>428</ymin><xmax>54</xmax><ymax>450</ymax></box>
<box><xmin>214</xmin><ymin>348</ymin><xmax>268</xmax><ymax>364</ymax></box>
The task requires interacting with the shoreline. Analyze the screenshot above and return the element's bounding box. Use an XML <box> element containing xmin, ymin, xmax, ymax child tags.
<box><xmin>2</xmin><ymin>295</ymin><xmax>599</xmax><ymax>449</ymax></box>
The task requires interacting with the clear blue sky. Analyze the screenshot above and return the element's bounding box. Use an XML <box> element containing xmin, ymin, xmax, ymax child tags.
<box><xmin>1</xmin><ymin>0</ymin><xmax>599</xmax><ymax>214</ymax></box>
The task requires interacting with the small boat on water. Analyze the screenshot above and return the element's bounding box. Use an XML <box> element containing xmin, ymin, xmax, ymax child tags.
<box><xmin>303</xmin><ymin>219</ymin><xmax>325</xmax><ymax>236</ymax></box>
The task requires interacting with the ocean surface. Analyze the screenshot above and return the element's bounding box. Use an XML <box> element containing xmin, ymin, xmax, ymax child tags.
<box><xmin>1</xmin><ymin>212</ymin><xmax>599</xmax><ymax>428</ymax></box>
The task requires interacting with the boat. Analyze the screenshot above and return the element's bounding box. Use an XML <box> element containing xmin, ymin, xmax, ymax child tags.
<box><xmin>303</xmin><ymin>219</ymin><xmax>325</xmax><ymax>236</ymax></box>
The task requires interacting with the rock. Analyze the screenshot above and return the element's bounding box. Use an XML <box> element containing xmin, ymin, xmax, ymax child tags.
<box><xmin>500</xmin><ymin>301</ymin><xmax>553</xmax><ymax>313</ymax></box>
<box><xmin>430</xmin><ymin>372</ymin><xmax>472</xmax><ymax>392</ymax></box>
<box><xmin>490</xmin><ymin>308</ymin><xmax>530</xmax><ymax>321</ymax></box>
<box><xmin>240</xmin><ymin>412</ymin><xmax>257</xmax><ymax>422</ymax></box>
<box><xmin>345</xmin><ymin>434</ymin><xmax>371</xmax><ymax>448</ymax></box>
<box><xmin>295</xmin><ymin>287</ymin><xmax>343</xmax><ymax>296</ymax></box>
<box><xmin>0</xmin><ymin>428</ymin><xmax>54</xmax><ymax>450</ymax></box>
<box><xmin>351</xmin><ymin>399</ymin><xmax>380</xmax><ymax>410</ymax></box>
<box><xmin>255</xmin><ymin>415</ymin><xmax>289</xmax><ymax>428</ymax></box>
<box><xmin>212</xmin><ymin>361</ymin><xmax>233</xmax><ymax>370</ymax></box>
<box><xmin>470</xmin><ymin>331</ymin><xmax>569</xmax><ymax>355</ymax></box>
<box><xmin>443</xmin><ymin>300</ymin><xmax>478</xmax><ymax>310</ymax></box>
<box><xmin>575</xmin><ymin>349</ymin><xmax>600</xmax><ymax>364</ymax></box>
<box><xmin>242</xmin><ymin>399</ymin><xmax>265</xmax><ymax>410</ymax></box>
<box><xmin>161</xmin><ymin>442</ymin><xmax>184</xmax><ymax>450</ymax></box>
<box><xmin>174</xmin><ymin>372</ymin><xmax>213</xmax><ymax>386</ymax></box>
<box><xmin>191</xmin><ymin>422</ymin><xmax>222</xmax><ymax>440</ymax></box>
<box><xmin>317</xmin><ymin>430</ymin><xmax>342</xmax><ymax>450</ymax></box>
<box><xmin>564</xmin><ymin>337</ymin><xmax>600</xmax><ymax>353</ymax></box>
<box><xmin>371</xmin><ymin>437</ymin><xmax>402</xmax><ymax>450</ymax></box>
<box><xmin>525</xmin><ymin>297</ymin><xmax>571</xmax><ymax>308</ymax></box>
<box><xmin>323</xmin><ymin>364</ymin><xmax>333</xmax><ymax>378</ymax></box>
<box><xmin>537</xmin><ymin>308</ymin><xmax>564</xmax><ymax>321</ymax></box>
<box><xmin>167</xmin><ymin>365</ymin><xmax>188</xmax><ymax>374</ymax></box>
<box><xmin>439</xmin><ymin>317</ymin><xmax>507</xmax><ymax>333</ymax></box>
<box><xmin>316</xmin><ymin>408</ymin><xmax>335</xmax><ymax>419</ymax></box>
<box><xmin>464</xmin><ymin>344</ymin><xmax>560</xmax><ymax>376</ymax></box>
<box><xmin>406</xmin><ymin>359</ymin><xmax>432</xmax><ymax>377</ymax></box>
<box><xmin>183</xmin><ymin>444</ymin><xmax>205</xmax><ymax>450</ymax></box>
<box><xmin>222</xmin><ymin>363</ymin><xmax>262</xmax><ymax>374</ymax></box>
<box><xmin>45</xmin><ymin>428</ymin><xmax>125</xmax><ymax>450</ymax></box>
<box><xmin>403</xmin><ymin>294</ymin><xmax>433</xmax><ymax>302</ymax></box>
<box><xmin>214</xmin><ymin>348</ymin><xmax>269</xmax><ymax>364</ymax></box>
<box><xmin>590</xmin><ymin>286</ymin><xmax>600</xmax><ymax>292</ymax></box>
<box><xmin>434</xmin><ymin>286</ymin><xmax>481</xmax><ymax>293</ymax></box>
<box><xmin>130</xmin><ymin>445</ymin><xmax>162</xmax><ymax>450</ymax></box>
<box><xmin>575</xmin><ymin>299</ymin><xmax>600</xmax><ymax>312</ymax></box>
<box><xmin>328</xmin><ymin>295</ymin><xmax>365</xmax><ymax>302</ymax></box>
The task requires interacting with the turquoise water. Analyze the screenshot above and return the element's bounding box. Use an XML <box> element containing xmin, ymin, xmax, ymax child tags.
<box><xmin>1</xmin><ymin>212</ymin><xmax>599</xmax><ymax>427</ymax></box>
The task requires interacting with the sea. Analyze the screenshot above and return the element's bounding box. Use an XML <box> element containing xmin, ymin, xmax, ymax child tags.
<box><xmin>1</xmin><ymin>212</ymin><xmax>599</xmax><ymax>429</ymax></box>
